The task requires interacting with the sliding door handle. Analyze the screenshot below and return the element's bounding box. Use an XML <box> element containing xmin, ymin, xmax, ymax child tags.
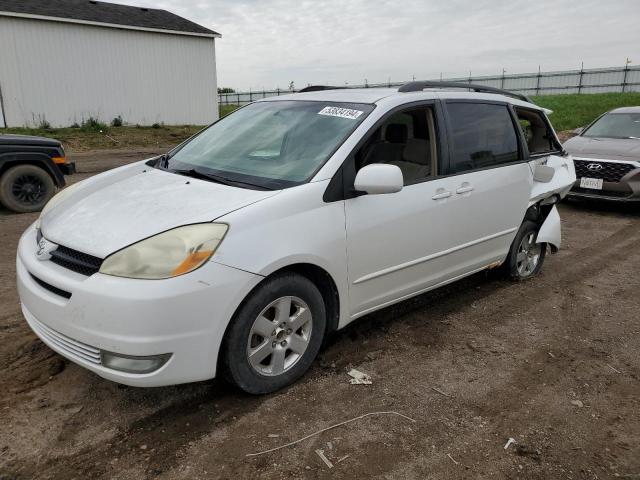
<box><xmin>432</xmin><ymin>189</ymin><xmax>452</xmax><ymax>200</ymax></box>
<box><xmin>456</xmin><ymin>184</ymin><xmax>474</xmax><ymax>194</ymax></box>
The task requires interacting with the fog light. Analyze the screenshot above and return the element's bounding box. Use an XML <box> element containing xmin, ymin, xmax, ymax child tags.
<box><xmin>101</xmin><ymin>351</ymin><xmax>171</xmax><ymax>374</ymax></box>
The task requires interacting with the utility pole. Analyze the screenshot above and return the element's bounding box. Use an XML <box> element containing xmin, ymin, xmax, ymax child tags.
<box><xmin>578</xmin><ymin>61</ymin><xmax>584</xmax><ymax>94</ymax></box>
<box><xmin>622</xmin><ymin>57</ymin><xmax>632</xmax><ymax>93</ymax></box>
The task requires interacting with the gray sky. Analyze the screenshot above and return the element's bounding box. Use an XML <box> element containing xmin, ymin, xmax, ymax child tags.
<box><xmin>117</xmin><ymin>0</ymin><xmax>639</xmax><ymax>91</ymax></box>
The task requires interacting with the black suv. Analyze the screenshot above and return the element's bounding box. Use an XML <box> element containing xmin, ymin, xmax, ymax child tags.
<box><xmin>0</xmin><ymin>134</ymin><xmax>75</xmax><ymax>213</ymax></box>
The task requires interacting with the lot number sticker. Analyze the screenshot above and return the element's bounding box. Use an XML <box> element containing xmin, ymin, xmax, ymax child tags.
<box><xmin>318</xmin><ymin>106</ymin><xmax>363</xmax><ymax>120</ymax></box>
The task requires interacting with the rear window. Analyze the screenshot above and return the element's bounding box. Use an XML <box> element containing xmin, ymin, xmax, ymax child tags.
<box><xmin>446</xmin><ymin>103</ymin><xmax>519</xmax><ymax>174</ymax></box>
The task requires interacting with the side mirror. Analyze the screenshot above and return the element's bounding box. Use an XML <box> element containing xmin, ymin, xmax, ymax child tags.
<box><xmin>534</xmin><ymin>164</ymin><xmax>555</xmax><ymax>183</ymax></box>
<box><xmin>573</xmin><ymin>127</ymin><xmax>584</xmax><ymax>135</ymax></box>
<box><xmin>354</xmin><ymin>164</ymin><xmax>403</xmax><ymax>195</ymax></box>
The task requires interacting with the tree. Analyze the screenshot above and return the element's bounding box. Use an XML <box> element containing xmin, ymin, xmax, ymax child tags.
<box><xmin>288</xmin><ymin>81</ymin><xmax>295</xmax><ymax>91</ymax></box>
<box><xmin>217</xmin><ymin>87</ymin><xmax>235</xmax><ymax>94</ymax></box>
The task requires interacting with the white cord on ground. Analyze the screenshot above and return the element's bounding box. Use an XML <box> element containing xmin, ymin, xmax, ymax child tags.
<box><xmin>246</xmin><ymin>411</ymin><xmax>417</xmax><ymax>457</ymax></box>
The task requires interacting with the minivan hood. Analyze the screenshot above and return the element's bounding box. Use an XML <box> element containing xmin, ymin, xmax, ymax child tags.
<box><xmin>563</xmin><ymin>135</ymin><xmax>640</xmax><ymax>160</ymax></box>
<box><xmin>41</xmin><ymin>162</ymin><xmax>279</xmax><ymax>258</ymax></box>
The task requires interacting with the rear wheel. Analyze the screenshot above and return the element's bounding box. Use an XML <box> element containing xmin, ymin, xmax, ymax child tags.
<box><xmin>221</xmin><ymin>273</ymin><xmax>326</xmax><ymax>394</ymax></box>
<box><xmin>504</xmin><ymin>220</ymin><xmax>547</xmax><ymax>281</ymax></box>
<box><xmin>0</xmin><ymin>165</ymin><xmax>56</xmax><ymax>213</ymax></box>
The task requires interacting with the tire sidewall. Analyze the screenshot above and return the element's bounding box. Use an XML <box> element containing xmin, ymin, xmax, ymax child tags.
<box><xmin>0</xmin><ymin>164</ymin><xmax>56</xmax><ymax>213</ymax></box>
<box><xmin>507</xmin><ymin>220</ymin><xmax>547</xmax><ymax>281</ymax></box>
<box><xmin>222</xmin><ymin>273</ymin><xmax>326</xmax><ymax>394</ymax></box>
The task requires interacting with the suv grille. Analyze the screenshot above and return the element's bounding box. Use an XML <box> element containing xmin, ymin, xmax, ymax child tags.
<box><xmin>573</xmin><ymin>159</ymin><xmax>635</xmax><ymax>182</ymax></box>
<box><xmin>50</xmin><ymin>245</ymin><xmax>103</xmax><ymax>276</ymax></box>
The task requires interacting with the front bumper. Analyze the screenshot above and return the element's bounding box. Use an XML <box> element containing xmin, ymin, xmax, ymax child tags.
<box><xmin>57</xmin><ymin>162</ymin><xmax>76</xmax><ymax>176</ymax></box>
<box><xmin>16</xmin><ymin>224</ymin><xmax>262</xmax><ymax>387</ymax></box>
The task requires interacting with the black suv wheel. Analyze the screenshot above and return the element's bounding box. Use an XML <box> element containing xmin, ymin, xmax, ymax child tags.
<box><xmin>0</xmin><ymin>165</ymin><xmax>55</xmax><ymax>213</ymax></box>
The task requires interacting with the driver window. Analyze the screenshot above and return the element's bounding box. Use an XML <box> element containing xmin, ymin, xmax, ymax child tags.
<box><xmin>354</xmin><ymin>106</ymin><xmax>438</xmax><ymax>185</ymax></box>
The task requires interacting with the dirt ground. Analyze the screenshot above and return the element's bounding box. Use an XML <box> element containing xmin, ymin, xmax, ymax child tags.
<box><xmin>1</xmin><ymin>150</ymin><xmax>639</xmax><ymax>480</ymax></box>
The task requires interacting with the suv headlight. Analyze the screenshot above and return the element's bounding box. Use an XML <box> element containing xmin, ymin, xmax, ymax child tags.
<box><xmin>99</xmin><ymin>223</ymin><xmax>228</xmax><ymax>279</ymax></box>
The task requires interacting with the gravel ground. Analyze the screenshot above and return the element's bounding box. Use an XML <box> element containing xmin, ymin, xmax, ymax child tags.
<box><xmin>1</xmin><ymin>150</ymin><xmax>639</xmax><ymax>479</ymax></box>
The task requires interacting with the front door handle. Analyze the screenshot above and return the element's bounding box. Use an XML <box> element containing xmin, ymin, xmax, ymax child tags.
<box><xmin>432</xmin><ymin>189</ymin><xmax>452</xmax><ymax>200</ymax></box>
<box><xmin>456</xmin><ymin>183</ymin><xmax>474</xmax><ymax>194</ymax></box>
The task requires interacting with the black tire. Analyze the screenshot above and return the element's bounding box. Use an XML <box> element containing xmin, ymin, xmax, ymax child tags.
<box><xmin>221</xmin><ymin>273</ymin><xmax>326</xmax><ymax>394</ymax></box>
<box><xmin>0</xmin><ymin>165</ymin><xmax>56</xmax><ymax>213</ymax></box>
<box><xmin>504</xmin><ymin>220</ymin><xmax>547</xmax><ymax>281</ymax></box>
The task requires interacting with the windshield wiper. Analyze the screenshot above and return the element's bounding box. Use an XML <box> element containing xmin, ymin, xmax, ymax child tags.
<box><xmin>170</xmin><ymin>168</ymin><xmax>270</xmax><ymax>190</ymax></box>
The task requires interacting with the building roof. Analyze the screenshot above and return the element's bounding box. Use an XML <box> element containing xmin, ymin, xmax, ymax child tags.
<box><xmin>0</xmin><ymin>0</ymin><xmax>219</xmax><ymax>37</ymax></box>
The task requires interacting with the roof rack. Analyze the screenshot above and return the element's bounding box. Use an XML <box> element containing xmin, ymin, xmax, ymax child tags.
<box><xmin>397</xmin><ymin>81</ymin><xmax>533</xmax><ymax>103</ymax></box>
<box><xmin>298</xmin><ymin>85</ymin><xmax>347</xmax><ymax>93</ymax></box>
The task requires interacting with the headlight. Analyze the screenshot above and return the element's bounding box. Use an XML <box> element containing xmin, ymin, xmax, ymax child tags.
<box><xmin>99</xmin><ymin>223</ymin><xmax>228</xmax><ymax>279</ymax></box>
<box><xmin>37</xmin><ymin>181</ymin><xmax>82</xmax><ymax>227</ymax></box>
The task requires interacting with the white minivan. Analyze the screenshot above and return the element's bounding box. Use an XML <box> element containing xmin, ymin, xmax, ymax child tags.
<box><xmin>17</xmin><ymin>82</ymin><xmax>576</xmax><ymax>394</ymax></box>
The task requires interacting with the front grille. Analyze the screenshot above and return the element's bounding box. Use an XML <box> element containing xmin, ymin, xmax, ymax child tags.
<box><xmin>30</xmin><ymin>317</ymin><xmax>101</xmax><ymax>365</ymax></box>
<box><xmin>573</xmin><ymin>159</ymin><xmax>636</xmax><ymax>182</ymax></box>
<box><xmin>50</xmin><ymin>245</ymin><xmax>103</xmax><ymax>276</ymax></box>
<box><xmin>30</xmin><ymin>273</ymin><xmax>72</xmax><ymax>299</ymax></box>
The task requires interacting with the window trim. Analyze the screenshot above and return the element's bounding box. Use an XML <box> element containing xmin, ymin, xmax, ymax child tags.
<box><xmin>323</xmin><ymin>100</ymin><xmax>449</xmax><ymax>202</ymax></box>
<box><xmin>513</xmin><ymin>106</ymin><xmax>563</xmax><ymax>158</ymax></box>
<box><xmin>440</xmin><ymin>99</ymin><xmax>526</xmax><ymax>177</ymax></box>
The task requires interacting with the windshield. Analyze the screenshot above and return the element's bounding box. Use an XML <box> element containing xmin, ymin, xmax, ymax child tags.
<box><xmin>582</xmin><ymin>112</ymin><xmax>640</xmax><ymax>139</ymax></box>
<box><xmin>165</xmin><ymin>100</ymin><xmax>374</xmax><ymax>189</ymax></box>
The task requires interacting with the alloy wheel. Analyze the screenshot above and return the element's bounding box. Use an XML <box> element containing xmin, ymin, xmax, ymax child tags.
<box><xmin>246</xmin><ymin>296</ymin><xmax>313</xmax><ymax>376</ymax></box>
<box><xmin>516</xmin><ymin>232</ymin><xmax>542</xmax><ymax>277</ymax></box>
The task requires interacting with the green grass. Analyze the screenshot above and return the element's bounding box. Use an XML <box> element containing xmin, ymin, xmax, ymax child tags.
<box><xmin>531</xmin><ymin>92</ymin><xmax>640</xmax><ymax>132</ymax></box>
<box><xmin>1</xmin><ymin>125</ymin><xmax>203</xmax><ymax>152</ymax></box>
<box><xmin>219</xmin><ymin>104</ymin><xmax>240</xmax><ymax>117</ymax></box>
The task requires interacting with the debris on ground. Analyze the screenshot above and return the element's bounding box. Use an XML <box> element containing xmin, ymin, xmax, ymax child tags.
<box><xmin>336</xmin><ymin>455</ymin><xmax>350</xmax><ymax>464</ymax></box>
<box><xmin>446</xmin><ymin>453</ymin><xmax>459</xmax><ymax>465</ymax></box>
<box><xmin>347</xmin><ymin>369</ymin><xmax>372</xmax><ymax>385</ymax></box>
<box><xmin>315</xmin><ymin>449</ymin><xmax>333</xmax><ymax>469</ymax></box>
<box><xmin>606</xmin><ymin>363</ymin><xmax>622</xmax><ymax>374</ymax></box>
<box><xmin>431</xmin><ymin>386</ymin><xmax>451</xmax><ymax>397</ymax></box>
<box><xmin>246</xmin><ymin>411</ymin><xmax>416</xmax><ymax>457</ymax></box>
<box><xmin>571</xmin><ymin>399</ymin><xmax>584</xmax><ymax>408</ymax></box>
<box><xmin>64</xmin><ymin>404</ymin><xmax>84</xmax><ymax>415</ymax></box>
<box><xmin>504</xmin><ymin>438</ymin><xmax>517</xmax><ymax>450</ymax></box>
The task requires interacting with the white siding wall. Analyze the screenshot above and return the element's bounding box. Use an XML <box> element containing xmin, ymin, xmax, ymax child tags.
<box><xmin>0</xmin><ymin>16</ymin><xmax>218</xmax><ymax>127</ymax></box>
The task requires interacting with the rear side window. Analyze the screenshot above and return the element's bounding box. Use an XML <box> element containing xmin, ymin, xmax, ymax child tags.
<box><xmin>446</xmin><ymin>103</ymin><xmax>519</xmax><ymax>174</ymax></box>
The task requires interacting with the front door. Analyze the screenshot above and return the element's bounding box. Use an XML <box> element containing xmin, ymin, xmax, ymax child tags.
<box><xmin>344</xmin><ymin>100</ymin><xmax>531</xmax><ymax>318</ymax></box>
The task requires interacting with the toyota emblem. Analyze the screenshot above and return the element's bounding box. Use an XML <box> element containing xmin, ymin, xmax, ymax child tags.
<box><xmin>587</xmin><ymin>163</ymin><xmax>603</xmax><ymax>171</ymax></box>
<box><xmin>36</xmin><ymin>238</ymin><xmax>57</xmax><ymax>260</ymax></box>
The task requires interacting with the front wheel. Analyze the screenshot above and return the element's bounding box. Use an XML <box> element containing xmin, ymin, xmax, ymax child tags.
<box><xmin>0</xmin><ymin>165</ymin><xmax>56</xmax><ymax>213</ymax></box>
<box><xmin>221</xmin><ymin>273</ymin><xmax>326</xmax><ymax>394</ymax></box>
<box><xmin>504</xmin><ymin>220</ymin><xmax>547</xmax><ymax>281</ymax></box>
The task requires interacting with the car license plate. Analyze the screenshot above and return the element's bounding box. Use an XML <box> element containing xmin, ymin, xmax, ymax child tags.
<box><xmin>580</xmin><ymin>177</ymin><xmax>603</xmax><ymax>190</ymax></box>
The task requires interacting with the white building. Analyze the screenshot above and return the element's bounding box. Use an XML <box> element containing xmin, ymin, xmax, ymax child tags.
<box><xmin>0</xmin><ymin>0</ymin><xmax>220</xmax><ymax>128</ymax></box>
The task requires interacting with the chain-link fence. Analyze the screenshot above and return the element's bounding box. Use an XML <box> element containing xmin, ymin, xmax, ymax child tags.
<box><xmin>219</xmin><ymin>65</ymin><xmax>640</xmax><ymax>106</ymax></box>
